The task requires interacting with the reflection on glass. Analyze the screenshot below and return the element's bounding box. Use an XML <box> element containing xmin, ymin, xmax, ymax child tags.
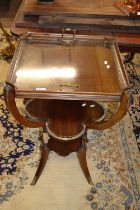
<box><xmin>103</xmin><ymin>60</ymin><xmax>111</xmax><ymax>69</ymax></box>
<box><xmin>104</xmin><ymin>60</ymin><xmax>108</xmax><ymax>64</ymax></box>
<box><xmin>82</xmin><ymin>103</ymin><xmax>86</xmax><ymax>107</ymax></box>
<box><xmin>106</xmin><ymin>65</ymin><xmax>110</xmax><ymax>69</ymax></box>
<box><xmin>36</xmin><ymin>88</ymin><xmax>47</xmax><ymax>90</ymax></box>
<box><xmin>16</xmin><ymin>67</ymin><xmax>76</xmax><ymax>79</ymax></box>
<box><xmin>90</xmin><ymin>104</ymin><xmax>95</xmax><ymax>108</ymax></box>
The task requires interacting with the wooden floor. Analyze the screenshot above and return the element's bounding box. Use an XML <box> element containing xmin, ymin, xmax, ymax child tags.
<box><xmin>0</xmin><ymin>0</ymin><xmax>22</xmax><ymax>27</ymax></box>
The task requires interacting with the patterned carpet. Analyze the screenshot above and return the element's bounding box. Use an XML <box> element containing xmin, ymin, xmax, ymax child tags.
<box><xmin>0</xmin><ymin>32</ymin><xmax>140</xmax><ymax>210</ymax></box>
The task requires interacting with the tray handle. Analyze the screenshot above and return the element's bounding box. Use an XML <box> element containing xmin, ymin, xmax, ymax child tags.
<box><xmin>61</xmin><ymin>28</ymin><xmax>76</xmax><ymax>43</ymax></box>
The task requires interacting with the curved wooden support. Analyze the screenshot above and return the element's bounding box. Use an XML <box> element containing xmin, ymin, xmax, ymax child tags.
<box><xmin>86</xmin><ymin>91</ymin><xmax>129</xmax><ymax>130</ymax></box>
<box><xmin>77</xmin><ymin>139</ymin><xmax>93</xmax><ymax>185</ymax></box>
<box><xmin>31</xmin><ymin>143</ymin><xmax>50</xmax><ymax>185</ymax></box>
<box><xmin>4</xmin><ymin>82</ymin><xmax>46</xmax><ymax>128</ymax></box>
<box><xmin>46</xmin><ymin>122</ymin><xmax>86</xmax><ymax>141</ymax></box>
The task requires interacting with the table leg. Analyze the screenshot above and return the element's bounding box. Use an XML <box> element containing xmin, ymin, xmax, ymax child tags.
<box><xmin>77</xmin><ymin>139</ymin><xmax>93</xmax><ymax>185</ymax></box>
<box><xmin>31</xmin><ymin>143</ymin><xmax>50</xmax><ymax>185</ymax></box>
<box><xmin>31</xmin><ymin>135</ymin><xmax>93</xmax><ymax>185</ymax></box>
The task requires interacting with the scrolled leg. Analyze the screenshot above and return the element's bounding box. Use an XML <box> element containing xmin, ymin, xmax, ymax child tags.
<box><xmin>77</xmin><ymin>138</ymin><xmax>93</xmax><ymax>185</ymax></box>
<box><xmin>4</xmin><ymin>82</ymin><xmax>46</xmax><ymax>128</ymax></box>
<box><xmin>86</xmin><ymin>90</ymin><xmax>129</xmax><ymax>130</ymax></box>
<box><xmin>31</xmin><ymin>143</ymin><xmax>50</xmax><ymax>185</ymax></box>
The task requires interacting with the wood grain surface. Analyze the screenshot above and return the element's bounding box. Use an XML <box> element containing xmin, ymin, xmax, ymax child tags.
<box><xmin>10</xmin><ymin>0</ymin><xmax>140</xmax><ymax>51</ymax></box>
<box><xmin>23</xmin><ymin>0</ymin><xmax>123</xmax><ymax>16</ymax></box>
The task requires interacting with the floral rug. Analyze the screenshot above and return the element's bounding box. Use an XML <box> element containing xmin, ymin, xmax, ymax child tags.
<box><xmin>0</xmin><ymin>32</ymin><xmax>140</xmax><ymax>210</ymax></box>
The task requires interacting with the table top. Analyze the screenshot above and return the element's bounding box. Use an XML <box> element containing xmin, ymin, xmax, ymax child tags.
<box><xmin>7</xmin><ymin>33</ymin><xmax>129</xmax><ymax>102</ymax></box>
<box><xmin>11</xmin><ymin>0</ymin><xmax>140</xmax><ymax>51</ymax></box>
<box><xmin>22</xmin><ymin>0</ymin><xmax>123</xmax><ymax>16</ymax></box>
<box><xmin>13</xmin><ymin>0</ymin><xmax>140</xmax><ymax>30</ymax></box>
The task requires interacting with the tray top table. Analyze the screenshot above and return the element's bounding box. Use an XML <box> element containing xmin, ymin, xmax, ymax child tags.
<box><xmin>4</xmin><ymin>32</ymin><xmax>130</xmax><ymax>185</ymax></box>
<box><xmin>7</xmin><ymin>32</ymin><xmax>129</xmax><ymax>101</ymax></box>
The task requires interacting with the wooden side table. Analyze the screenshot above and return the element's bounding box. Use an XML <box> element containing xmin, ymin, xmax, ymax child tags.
<box><xmin>4</xmin><ymin>32</ymin><xmax>130</xmax><ymax>185</ymax></box>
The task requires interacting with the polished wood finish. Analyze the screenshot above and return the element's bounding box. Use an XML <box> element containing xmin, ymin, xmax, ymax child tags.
<box><xmin>4</xmin><ymin>83</ymin><xmax>129</xmax><ymax>185</ymax></box>
<box><xmin>22</xmin><ymin>0</ymin><xmax>123</xmax><ymax>16</ymax></box>
<box><xmin>31</xmin><ymin>143</ymin><xmax>50</xmax><ymax>185</ymax></box>
<box><xmin>10</xmin><ymin>0</ymin><xmax>140</xmax><ymax>53</ymax></box>
<box><xmin>77</xmin><ymin>140</ymin><xmax>93</xmax><ymax>185</ymax></box>
<box><xmin>4</xmin><ymin>0</ymin><xmax>138</xmax><ymax>186</ymax></box>
<box><xmin>4</xmin><ymin>83</ymin><xmax>94</xmax><ymax>185</ymax></box>
<box><xmin>12</xmin><ymin>0</ymin><xmax>140</xmax><ymax>33</ymax></box>
<box><xmin>4</xmin><ymin>32</ymin><xmax>130</xmax><ymax>185</ymax></box>
<box><xmin>86</xmin><ymin>91</ymin><xmax>129</xmax><ymax>130</ymax></box>
<box><xmin>31</xmin><ymin>137</ymin><xmax>93</xmax><ymax>185</ymax></box>
<box><xmin>25</xmin><ymin>99</ymin><xmax>105</xmax><ymax>125</ymax></box>
<box><xmin>4</xmin><ymin>83</ymin><xmax>46</xmax><ymax>128</ymax></box>
<box><xmin>7</xmin><ymin>33</ymin><xmax>129</xmax><ymax>102</ymax></box>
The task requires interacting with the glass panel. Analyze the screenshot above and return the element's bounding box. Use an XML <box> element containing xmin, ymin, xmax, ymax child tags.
<box><xmin>8</xmin><ymin>36</ymin><xmax>122</xmax><ymax>96</ymax></box>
